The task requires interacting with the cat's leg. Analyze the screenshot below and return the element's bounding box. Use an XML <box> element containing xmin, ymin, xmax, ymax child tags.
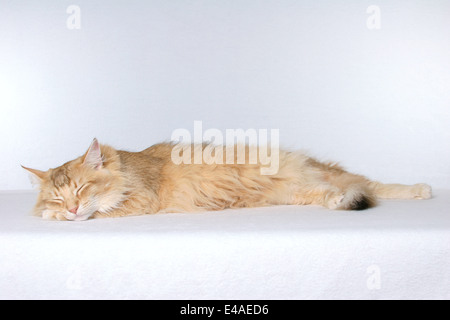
<box><xmin>291</xmin><ymin>185</ymin><xmax>338</xmax><ymax>208</ymax></box>
<box><xmin>319</xmin><ymin>172</ymin><xmax>377</xmax><ymax>210</ymax></box>
<box><xmin>368</xmin><ymin>182</ymin><xmax>432</xmax><ymax>200</ymax></box>
<box><xmin>292</xmin><ymin>184</ymin><xmax>374</xmax><ymax>210</ymax></box>
<box><xmin>322</xmin><ymin>185</ymin><xmax>376</xmax><ymax>210</ymax></box>
<box><xmin>301</xmin><ymin>159</ymin><xmax>377</xmax><ymax>210</ymax></box>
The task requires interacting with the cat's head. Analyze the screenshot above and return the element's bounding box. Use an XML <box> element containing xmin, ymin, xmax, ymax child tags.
<box><xmin>22</xmin><ymin>139</ymin><xmax>127</xmax><ymax>221</ymax></box>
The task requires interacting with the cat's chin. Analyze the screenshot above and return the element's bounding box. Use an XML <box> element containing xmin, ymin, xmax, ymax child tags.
<box><xmin>65</xmin><ymin>211</ymin><xmax>93</xmax><ymax>221</ymax></box>
<box><xmin>72</xmin><ymin>213</ymin><xmax>92</xmax><ymax>221</ymax></box>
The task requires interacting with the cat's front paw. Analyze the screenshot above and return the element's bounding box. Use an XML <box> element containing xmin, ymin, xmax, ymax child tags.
<box><xmin>41</xmin><ymin>210</ymin><xmax>68</xmax><ymax>221</ymax></box>
<box><xmin>412</xmin><ymin>183</ymin><xmax>432</xmax><ymax>200</ymax></box>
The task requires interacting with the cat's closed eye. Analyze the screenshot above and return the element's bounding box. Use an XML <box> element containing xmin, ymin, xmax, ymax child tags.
<box><xmin>75</xmin><ymin>183</ymin><xmax>90</xmax><ymax>197</ymax></box>
<box><xmin>47</xmin><ymin>198</ymin><xmax>64</xmax><ymax>208</ymax></box>
<box><xmin>48</xmin><ymin>198</ymin><xmax>64</xmax><ymax>204</ymax></box>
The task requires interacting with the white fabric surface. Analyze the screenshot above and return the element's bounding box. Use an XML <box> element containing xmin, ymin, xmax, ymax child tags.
<box><xmin>0</xmin><ymin>190</ymin><xmax>449</xmax><ymax>300</ymax></box>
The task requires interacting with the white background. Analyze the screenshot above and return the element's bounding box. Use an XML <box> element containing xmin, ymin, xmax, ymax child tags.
<box><xmin>0</xmin><ymin>0</ymin><xmax>449</xmax><ymax>190</ymax></box>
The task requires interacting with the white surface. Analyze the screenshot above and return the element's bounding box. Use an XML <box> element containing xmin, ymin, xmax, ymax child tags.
<box><xmin>1</xmin><ymin>1</ymin><xmax>450</xmax><ymax>190</ymax></box>
<box><xmin>0</xmin><ymin>190</ymin><xmax>449</xmax><ymax>300</ymax></box>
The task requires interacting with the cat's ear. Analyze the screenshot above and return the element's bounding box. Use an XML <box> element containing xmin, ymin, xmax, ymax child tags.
<box><xmin>21</xmin><ymin>165</ymin><xmax>46</xmax><ymax>186</ymax></box>
<box><xmin>83</xmin><ymin>138</ymin><xmax>103</xmax><ymax>170</ymax></box>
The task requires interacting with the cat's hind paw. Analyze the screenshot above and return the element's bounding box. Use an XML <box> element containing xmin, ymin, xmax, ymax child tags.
<box><xmin>325</xmin><ymin>192</ymin><xmax>345</xmax><ymax>210</ymax></box>
<box><xmin>412</xmin><ymin>183</ymin><xmax>432</xmax><ymax>200</ymax></box>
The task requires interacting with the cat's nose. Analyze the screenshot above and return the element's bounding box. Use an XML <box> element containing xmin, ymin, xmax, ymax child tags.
<box><xmin>68</xmin><ymin>206</ymin><xmax>79</xmax><ymax>214</ymax></box>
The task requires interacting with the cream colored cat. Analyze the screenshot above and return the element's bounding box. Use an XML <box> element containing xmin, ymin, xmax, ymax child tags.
<box><xmin>22</xmin><ymin>139</ymin><xmax>432</xmax><ymax>221</ymax></box>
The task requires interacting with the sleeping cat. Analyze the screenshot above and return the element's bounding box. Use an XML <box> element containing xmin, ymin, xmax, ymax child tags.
<box><xmin>22</xmin><ymin>138</ymin><xmax>432</xmax><ymax>221</ymax></box>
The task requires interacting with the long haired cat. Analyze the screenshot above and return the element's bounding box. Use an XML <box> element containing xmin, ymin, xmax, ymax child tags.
<box><xmin>22</xmin><ymin>139</ymin><xmax>432</xmax><ymax>221</ymax></box>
